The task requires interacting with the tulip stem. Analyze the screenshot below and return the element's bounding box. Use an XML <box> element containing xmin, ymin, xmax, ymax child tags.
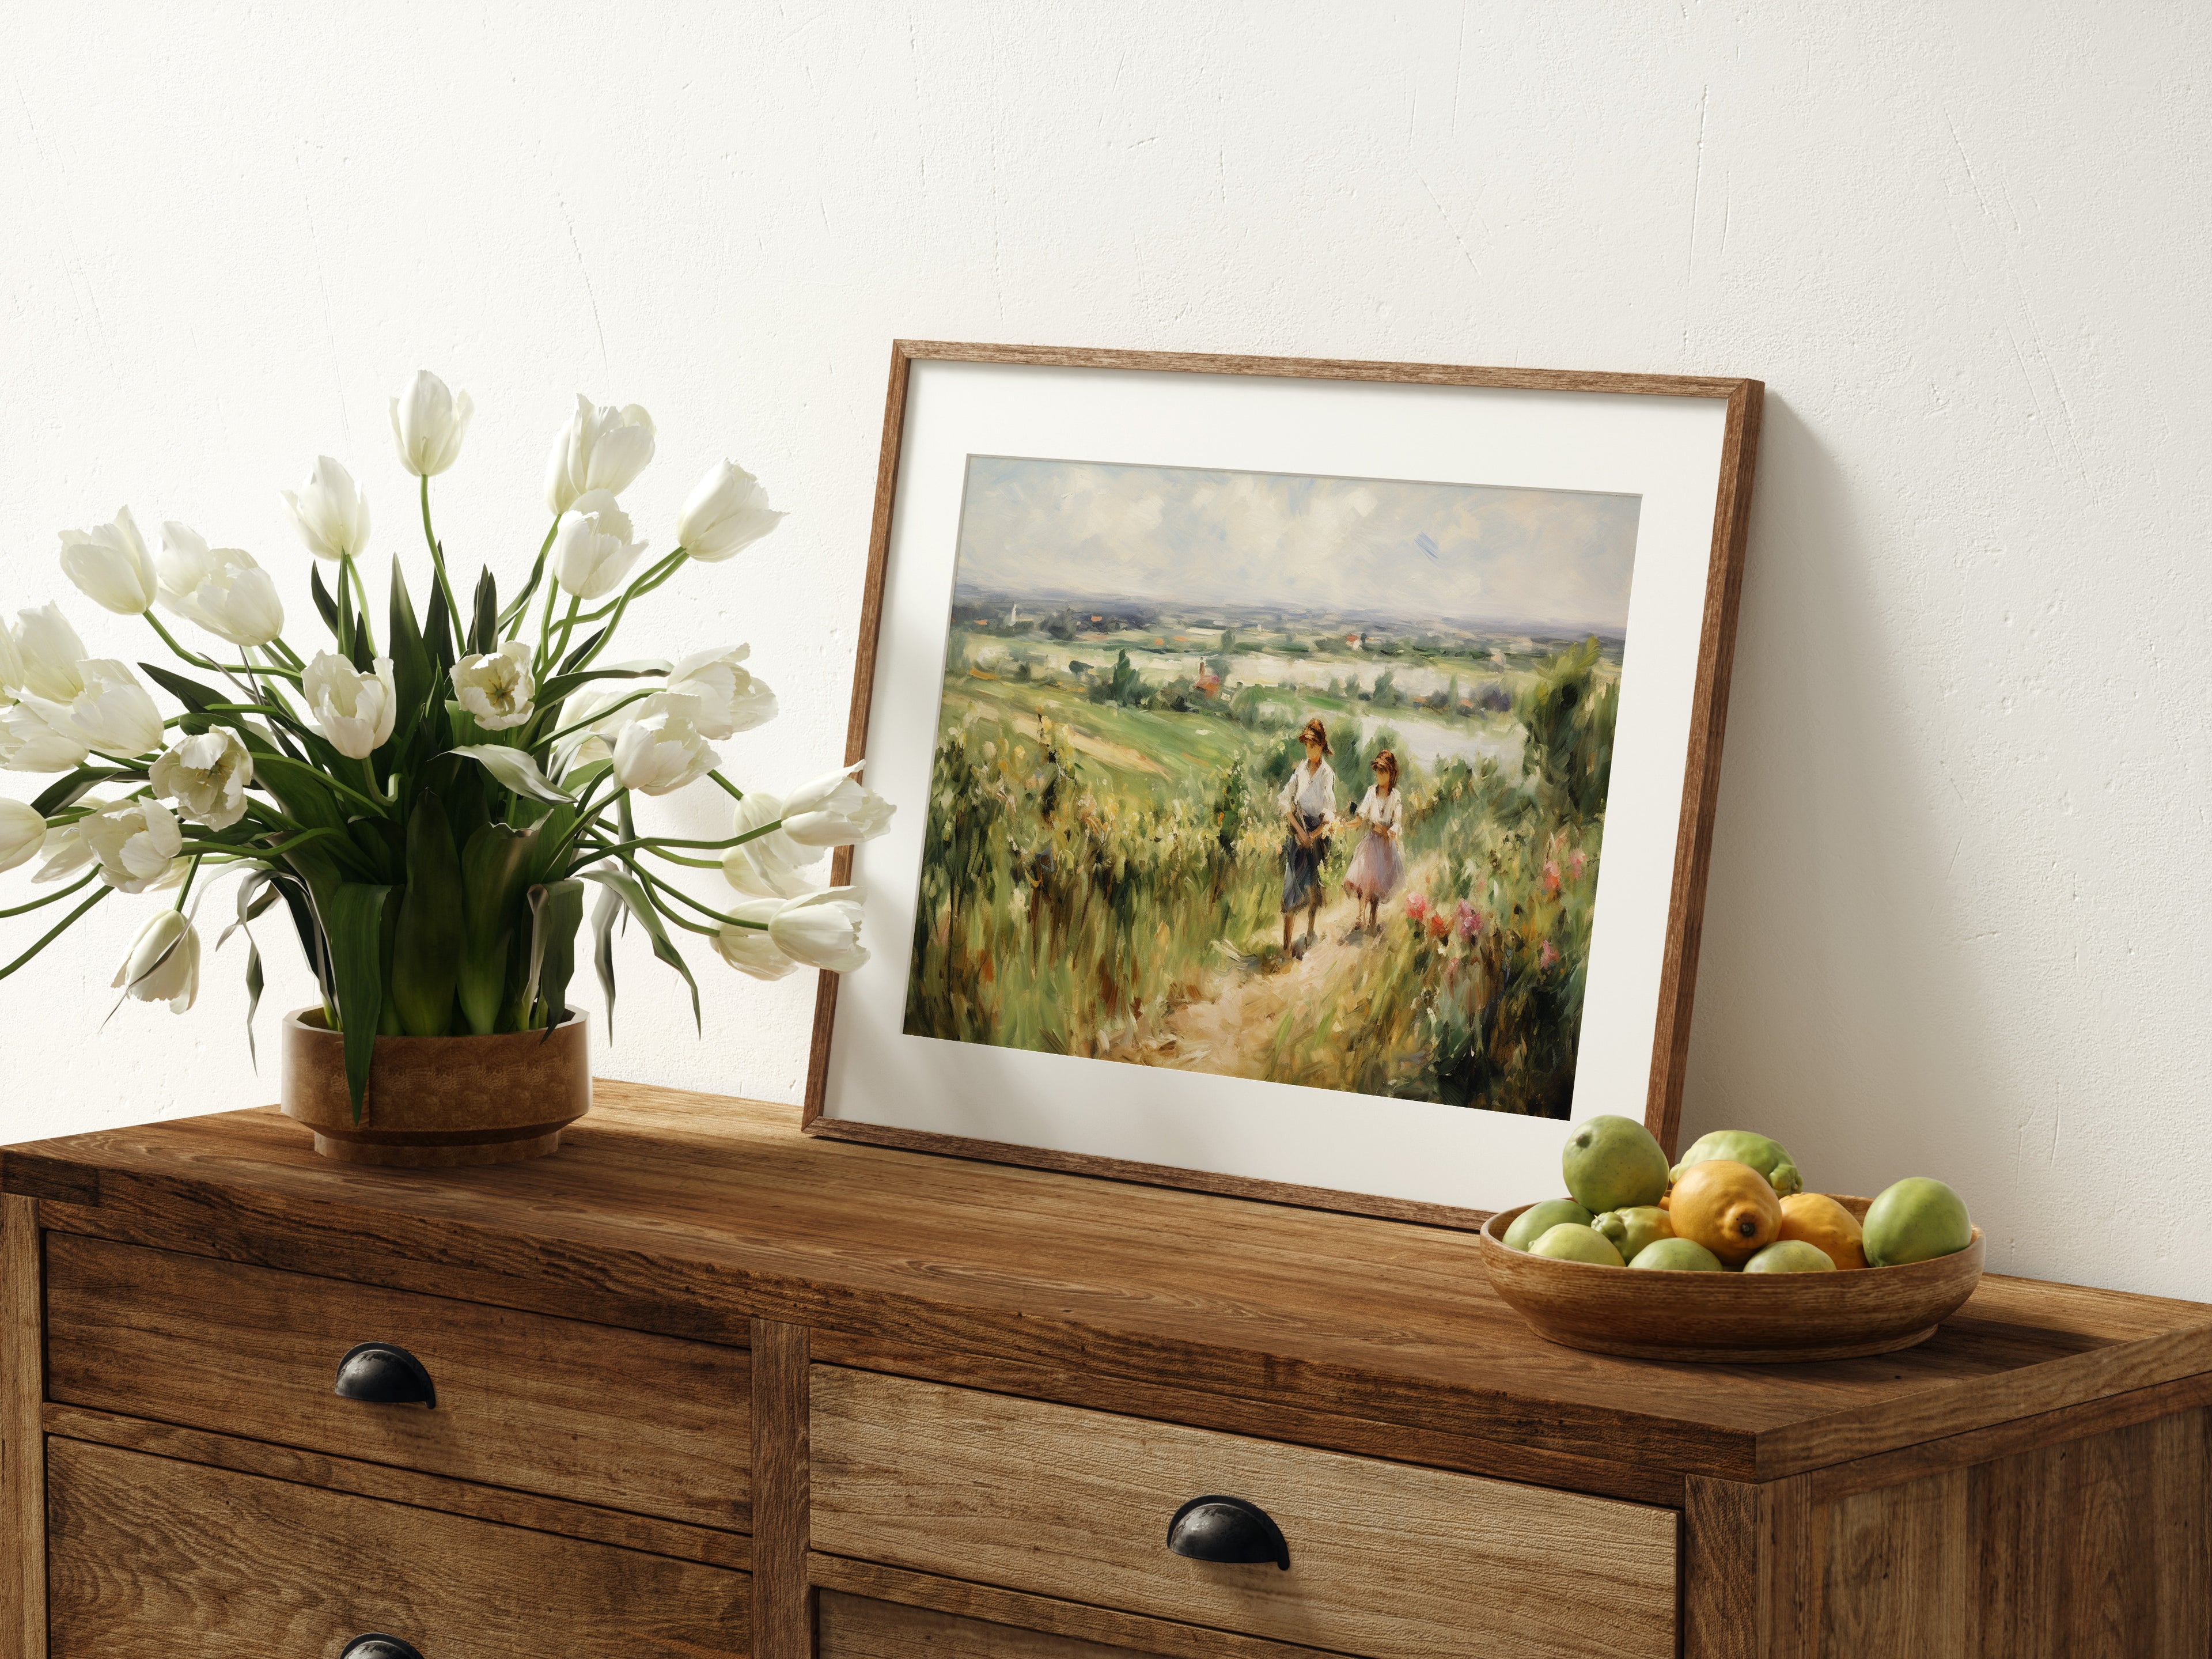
<box><xmin>500</xmin><ymin>517</ymin><xmax>563</xmax><ymax>635</ymax></box>
<box><xmin>550</xmin><ymin>597</ymin><xmax>583</xmax><ymax>670</ymax></box>
<box><xmin>340</xmin><ymin>556</ymin><xmax>378</xmax><ymax>656</ymax></box>
<box><xmin>144</xmin><ymin>613</ymin><xmax>225</xmax><ymax>674</ymax></box>
<box><xmin>707</xmin><ymin>771</ymin><xmax>745</xmax><ymax>804</ymax></box>
<box><xmin>628</xmin><ymin>862</ymin><xmax>766</xmax><ymax>931</ymax></box>
<box><xmin>574</xmin><ymin>551</ymin><xmax>688</xmax><ymax>669</ymax></box>
<box><xmin>0</xmin><ymin>870</ymin><xmax>99</xmax><ymax>918</ymax></box>
<box><xmin>639</xmin><ymin>846</ymin><xmax>724</xmax><ymax>870</ymax></box>
<box><xmin>421</xmin><ymin>476</ymin><xmax>465</xmax><ymax>654</ymax></box>
<box><xmin>172</xmin><ymin>856</ymin><xmax>200</xmax><ymax>912</ymax></box>
<box><xmin>0</xmin><ymin>885</ymin><xmax>111</xmax><ymax>984</ymax></box>
<box><xmin>537</xmin><ymin>688</ymin><xmax>657</xmax><ymax>749</ymax></box>
<box><xmin>588</xmin><ymin>816</ymin><xmax>790</xmax><ymax>861</ymax></box>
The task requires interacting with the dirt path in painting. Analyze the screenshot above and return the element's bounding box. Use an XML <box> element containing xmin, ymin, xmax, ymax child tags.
<box><xmin>1130</xmin><ymin>849</ymin><xmax>1445</xmax><ymax>1083</ymax></box>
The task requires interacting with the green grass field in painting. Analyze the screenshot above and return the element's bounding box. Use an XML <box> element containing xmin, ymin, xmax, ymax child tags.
<box><xmin>901</xmin><ymin>624</ymin><xmax>1621</xmax><ymax>1117</ymax></box>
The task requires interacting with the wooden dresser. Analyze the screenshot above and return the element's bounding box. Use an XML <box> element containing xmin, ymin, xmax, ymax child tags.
<box><xmin>2</xmin><ymin>1085</ymin><xmax>2207</xmax><ymax>1658</ymax></box>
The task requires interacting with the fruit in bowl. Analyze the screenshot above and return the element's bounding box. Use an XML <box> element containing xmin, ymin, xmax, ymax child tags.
<box><xmin>1863</xmin><ymin>1177</ymin><xmax>1975</xmax><ymax>1267</ymax></box>
<box><xmin>1501</xmin><ymin>1199</ymin><xmax>1594</xmax><ymax>1252</ymax></box>
<box><xmin>1480</xmin><ymin>1127</ymin><xmax>1986</xmax><ymax>1361</ymax></box>
<box><xmin>1668</xmin><ymin>1160</ymin><xmax>1785</xmax><ymax>1266</ymax></box>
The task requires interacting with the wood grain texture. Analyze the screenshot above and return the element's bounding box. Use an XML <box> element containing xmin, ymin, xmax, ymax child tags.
<box><xmin>820</xmin><ymin>1592</ymin><xmax>1176</xmax><ymax>1659</ymax></box>
<box><xmin>1647</xmin><ymin>377</ymin><xmax>1762</xmax><ymax>1152</ymax></box>
<box><xmin>9</xmin><ymin>1089</ymin><xmax>2212</xmax><ymax>1487</ymax></box>
<box><xmin>41</xmin><ymin>1404</ymin><xmax>749</xmax><ymax>1571</ymax></box>
<box><xmin>810</xmin><ymin>1365</ymin><xmax>1679</xmax><ymax>1659</ymax></box>
<box><xmin>810</xmin><ymin>1329</ymin><xmax>1683</xmax><ymax>1507</ymax></box>
<box><xmin>1817</xmin><ymin>1404</ymin><xmax>2211</xmax><ymax>1656</ymax></box>
<box><xmin>812</xmin><ymin>1558</ymin><xmax>1372</xmax><ymax>1659</ymax></box>
<box><xmin>43</xmin><ymin>1232</ymin><xmax>750</xmax><ymax>1530</ymax></box>
<box><xmin>751</xmin><ymin>1319</ymin><xmax>812</xmax><ymax>1659</ymax></box>
<box><xmin>1682</xmin><ymin>1476</ymin><xmax>1762</xmax><ymax>1659</ymax></box>
<box><xmin>1</xmin><ymin>1196</ymin><xmax>43</xmax><ymax>1659</ymax></box>
<box><xmin>803</xmin><ymin>339</ymin><xmax>1764</xmax><ymax>1225</ymax></box>
<box><xmin>44</xmin><ymin>1437</ymin><xmax>749</xmax><ymax>1658</ymax></box>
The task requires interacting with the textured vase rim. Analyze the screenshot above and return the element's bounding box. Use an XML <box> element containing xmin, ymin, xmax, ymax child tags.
<box><xmin>283</xmin><ymin>1006</ymin><xmax>590</xmax><ymax>1043</ymax></box>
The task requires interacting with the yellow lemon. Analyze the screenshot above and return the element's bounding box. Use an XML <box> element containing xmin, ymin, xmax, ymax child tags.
<box><xmin>1778</xmin><ymin>1192</ymin><xmax>1866</xmax><ymax>1270</ymax></box>
<box><xmin>1667</xmin><ymin>1158</ymin><xmax>1782</xmax><ymax>1266</ymax></box>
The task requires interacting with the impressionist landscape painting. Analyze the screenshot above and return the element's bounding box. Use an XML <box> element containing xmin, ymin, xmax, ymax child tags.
<box><xmin>902</xmin><ymin>456</ymin><xmax>1638</xmax><ymax>1119</ymax></box>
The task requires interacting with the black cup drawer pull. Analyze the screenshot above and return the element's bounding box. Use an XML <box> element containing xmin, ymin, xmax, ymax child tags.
<box><xmin>332</xmin><ymin>1342</ymin><xmax>437</xmax><ymax>1408</ymax></box>
<box><xmin>340</xmin><ymin>1638</ymin><xmax>424</xmax><ymax>1659</ymax></box>
<box><xmin>1166</xmin><ymin>1494</ymin><xmax>1290</xmax><ymax>1570</ymax></box>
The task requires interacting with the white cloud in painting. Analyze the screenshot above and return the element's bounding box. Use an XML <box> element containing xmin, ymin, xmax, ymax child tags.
<box><xmin>953</xmin><ymin>456</ymin><xmax>1641</xmax><ymax>632</ymax></box>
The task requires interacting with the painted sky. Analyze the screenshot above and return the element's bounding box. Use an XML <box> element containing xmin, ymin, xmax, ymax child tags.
<box><xmin>952</xmin><ymin>456</ymin><xmax>1641</xmax><ymax>631</ymax></box>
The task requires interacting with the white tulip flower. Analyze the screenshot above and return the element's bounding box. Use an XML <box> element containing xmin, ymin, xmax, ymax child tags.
<box><xmin>0</xmin><ymin>617</ymin><xmax>25</xmax><ymax>699</ymax></box>
<box><xmin>149</xmin><ymin>729</ymin><xmax>254</xmax><ymax>831</ymax></box>
<box><xmin>767</xmin><ymin>885</ymin><xmax>869</xmax><ymax>973</ymax></box>
<box><xmin>58</xmin><ymin>506</ymin><xmax>158</xmax><ymax>615</ymax></box>
<box><xmin>14</xmin><ymin>604</ymin><xmax>89</xmax><ymax>702</ymax></box>
<box><xmin>281</xmin><ymin>456</ymin><xmax>372</xmax><ymax>562</ymax></box>
<box><xmin>779</xmin><ymin>762</ymin><xmax>895</xmax><ymax>849</ymax></box>
<box><xmin>609</xmin><ymin>694</ymin><xmax>718</xmax><ymax>796</ymax></box>
<box><xmin>452</xmin><ymin>641</ymin><xmax>536</xmax><ymax>731</ymax></box>
<box><xmin>389</xmin><ymin>369</ymin><xmax>474</xmax><ymax>478</ymax></box>
<box><xmin>58</xmin><ymin>661</ymin><xmax>165</xmax><ymax>757</ymax></box>
<box><xmin>721</xmin><ymin>790</ymin><xmax>821</xmax><ymax>897</ymax></box>
<box><xmin>113</xmin><ymin>908</ymin><xmax>200</xmax><ymax>1013</ymax></box>
<box><xmin>544</xmin><ymin>395</ymin><xmax>656</xmax><ymax>514</ymax></box>
<box><xmin>676</xmin><ymin>460</ymin><xmax>785</xmax><ymax>563</ymax></box>
<box><xmin>668</xmin><ymin>646</ymin><xmax>777</xmax><ymax>740</ymax></box>
<box><xmin>157</xmin><ymin>524</ymin><xmax>285</xmax><ymax>648</ymax></box>
<box><xmin>0</xmin><ymin>700</ymin><xmax>88</xmax><ymax>773</ymax></box>
<box><xmin>551</xmin><ymin>490</ymin><xmax>648</xmax><ymax>601</ymax></box>
<box><xmin>0</xmin><ymin>799</ymin><xmax>45</xmax><ymax>874</ymax></box>
<box><xmin>33</xmin><ymin>819</ymin><xmax>95</xmax><ymax>882</ymax></box>
<box><xmin>548</xmin><ymin>685</ymin><xmax>636</xmax><ymax>775</ymax></box>
<box><xmin>714</xmin><ymin>901</ymin><xmax>800</xmax><ymax>980</ymax></box>
<box><xmin>83</xmin><ymin>798</ymin><xmax>185</xmax><ymax>893</ymax></box>
<box><xmin>303</xmin><ymin>653</ymin><xmax>398</xmax><ymax>759</ymax></box>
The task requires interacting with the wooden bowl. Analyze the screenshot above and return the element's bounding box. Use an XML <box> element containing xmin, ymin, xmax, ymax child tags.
<box><xmin>1479</xmin><ymin>1196</ymin><xmax>1984</xmax><ymax>1363</ymax></box>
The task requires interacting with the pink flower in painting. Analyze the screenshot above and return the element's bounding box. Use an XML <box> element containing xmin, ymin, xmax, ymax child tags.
<box><xmin>1426</xmin><ymin>910</ymin><xmax>1451</xmax><ymax>940</ymax></box>
<box><xmin>1455</xmin><ymin>900</ymin><xmax>1483</xmax><ymax>940</ymax></box>
<box><xmin>1538</xmin><ymin>940</ymin><xmax>1560</xmax><ymax>969</ymax></box>
<box><xmin>1569</xmin><ymin>849</ymin><xmax>1588</xmax><ymax>880</ymax></box>
<box><xmin>1405</xmin><ymin>893</ymin><xmax>1430</xmax><ymax>922</ymax></box>
<box><xmin>1541</xmin><ymin>859</ymin><xmax>1562</xmax><ymax>895</ymax></box>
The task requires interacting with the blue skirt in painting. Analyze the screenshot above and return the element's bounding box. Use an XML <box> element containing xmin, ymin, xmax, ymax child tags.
<box><xmin>1281</xmin><ymin>812</ymin><xmax>1329</xmax><ymax>912</ymax></box>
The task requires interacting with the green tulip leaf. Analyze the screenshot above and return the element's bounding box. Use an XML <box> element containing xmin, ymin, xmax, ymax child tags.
<box><xmin>469</xmin><ymin>567</ymin><xmax>499</xmax><ymax>658</ymax></box>
<box><xmin>581</xmin><ymin>866</ymin><xmax>700</xmax><ymax>1033</ymax></box>
<box><xmin>323</xmin><ymin>881</ymin><xmax>392</xmax><ymax>1123</ymax></box>
<box><xmin>589</xmin><ymin>878</ymin><xmax>622</xmax><ymax>1040</ymax></box>
<box><xmin>536</xmin><ymin>660</ymin><xmax>673</xmax><ymax>706</ymax></box>
<box><xmin>456</xmin><ymin>823</ymin><xmax>539</xmax><ymax>1034</ymax></box>
<box><xmin>450</xmin><ymin>744</ymin><xmax>571</xmax><ymax>805</ymax></box>
<box><xmin>387</xmin><ymin>559</ymin><xmax>433</xmax><ymax>747</ymax></box>
<box><xmin>310</xmin><ymin>563</ymin><xmax>342</xmax><ymax>639</ymax></box>
<box><xmin>390</xmin><ymin>790</ymin><xmax>464</xmax><ymax>1035</ymax></box>
<box><xmin>30</xmin><ymin>766</ymin><xmax>134</xmax><ymax>817</ymax></box>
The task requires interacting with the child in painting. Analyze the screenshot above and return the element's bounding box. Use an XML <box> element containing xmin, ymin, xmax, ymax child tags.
<box><xmin>1344</xmin><ymin>749</ymin><xmax>1404</xmax><ymax>931</ymax></box>
<box><xmin>1279</xmin><ymin>717</ymin><xmax>1338</xmax><ymax>955</ymax></box>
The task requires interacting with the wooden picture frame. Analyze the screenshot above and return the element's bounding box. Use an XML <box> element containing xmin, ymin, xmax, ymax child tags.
<box><xmin>804</xmin><ymin>340</ymin><xmax>1762</xmax><ymax>1229</ymax></box>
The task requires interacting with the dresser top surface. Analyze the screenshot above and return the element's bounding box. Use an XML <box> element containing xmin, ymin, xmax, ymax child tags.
<box><xmin>7</xmin><ymin>1082</ymin><xmax>2209</xmax><ymax>1483</ymax></box>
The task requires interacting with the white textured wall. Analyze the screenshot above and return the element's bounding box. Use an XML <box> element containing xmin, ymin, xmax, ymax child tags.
<box><xmin>3</xmin><ymin>5</ymin><xmax>2206</xmax><ymax>1298</ymax></box>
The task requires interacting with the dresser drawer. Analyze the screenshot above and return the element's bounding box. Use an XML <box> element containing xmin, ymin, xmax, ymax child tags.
<box><xmin>46</xmin><ymin>1436</ymin><xmax>748</xmax><ymax>1657</ymax></box>
<box><xmin>44</xmin><ymin>1233</ymin><xmax>749</xmax><ymax>1529</ymax></box>
<box><xmin>821</xmin><ymin>1591</ymin><xmax>1170</xmax><ymax>1657</ymax></box>
<box><xmin>812</xmin><ymin>1367</ymin><xmax>1678</xmax><ymax>1659</ymax></box>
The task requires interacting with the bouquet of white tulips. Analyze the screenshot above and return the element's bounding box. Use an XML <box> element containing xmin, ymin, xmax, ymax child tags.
<box><xmin>0</xmin><ymin>370</ymin><xmax>891</xmax><ymax>1118</ymax></box>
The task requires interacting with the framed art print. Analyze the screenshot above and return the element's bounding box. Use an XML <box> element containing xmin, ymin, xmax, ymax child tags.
<box><xmin>805</xmin><ymin>342</ymin><xmax>1762</xmax><ymax>1228</ymax></box>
